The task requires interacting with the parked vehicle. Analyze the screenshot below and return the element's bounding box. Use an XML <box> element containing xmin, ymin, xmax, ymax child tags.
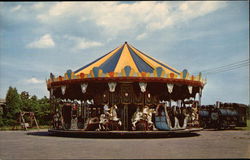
<box><xmin>199</xmin><ymin>102</ymin><xmax>247</xmax><ymax>129</ymax></box>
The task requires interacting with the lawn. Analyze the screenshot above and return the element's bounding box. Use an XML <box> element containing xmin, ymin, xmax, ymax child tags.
<box><xmin>235</xmin><ymin>119</ymin><xmax>250</xmax><ymax>130</ymax></box>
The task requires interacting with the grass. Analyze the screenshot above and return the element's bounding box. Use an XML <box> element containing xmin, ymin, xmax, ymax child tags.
<box><xmin>235</xmin><ymin>119</ymin><xmax>250</xmax><ymax>131</ymax></box>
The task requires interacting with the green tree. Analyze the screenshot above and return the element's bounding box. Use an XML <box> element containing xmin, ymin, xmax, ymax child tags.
<box><xmin>5</xmin><ymin>86</ymin><xmax>22</xmax><ymax>125</ymax></box>
<box><xmin>20</xmin><ymin>91</ymin><xmax>29</xmax><ymax>100</ymax></box>
<box><xmin>1</xmin><ymin>87</ymin><xmax>52</xmax><ymax>127</ymax></box>
<box><xmin>29</xmin><ymin>95</ymin><xmax>39</xmax><ymax>112</ymax></box>
<box><xmin>20</xmin><ymin>91</ymin><xmax>30</xmax><ymax>111</ymax></box>
<box><xmin>37</xmin><ymin>96</ymin><xmax>51</xmax><ymax>125</ymax></box>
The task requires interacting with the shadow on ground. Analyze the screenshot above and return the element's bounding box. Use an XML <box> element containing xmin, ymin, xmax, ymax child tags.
<box><xmin>203</xmin><ymin>128</ymin><xmax>247</xmax><ymax>131</ymax></box>
<box><xmin>27</xmin><ymin>131</ymin><xmax>200</xmax><ymax>139</ymax></box>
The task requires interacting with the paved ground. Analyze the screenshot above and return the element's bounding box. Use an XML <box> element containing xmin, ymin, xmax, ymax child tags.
<box><xmin>0</xmin><ymin>129</ymin><xmax>249</xmax><ymax>159</ymax></box>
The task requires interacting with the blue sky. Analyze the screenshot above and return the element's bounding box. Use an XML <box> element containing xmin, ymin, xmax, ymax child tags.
<box><xmin>0</xmin><ymin>1</ymin><xmax>249</xmax><ymax>105</ymax></box>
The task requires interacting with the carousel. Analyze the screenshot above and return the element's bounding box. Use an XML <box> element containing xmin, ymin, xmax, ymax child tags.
<box><xmin>47</xmin><ymin>42</ymin><xmax>206</xmax><ymax>137</ymax></box>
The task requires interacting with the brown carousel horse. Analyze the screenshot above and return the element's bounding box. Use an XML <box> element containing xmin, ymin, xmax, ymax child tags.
<box><xmin>84</xmin><ymin>111</ymin><xmax>100</xmax><ymax>131</ymax></box>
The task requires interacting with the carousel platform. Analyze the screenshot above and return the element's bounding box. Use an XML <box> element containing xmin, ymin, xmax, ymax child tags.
<box><xmin>48</xmin><ymin>128</ymin><xmax>202</xmax><ymax>138</ymax></box>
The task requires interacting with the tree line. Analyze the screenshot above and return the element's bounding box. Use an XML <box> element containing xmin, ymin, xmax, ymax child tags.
<box><xmin>0</xmin><ymin>86</ymin><xmax>51</xmax><ymax>127</ymax></box>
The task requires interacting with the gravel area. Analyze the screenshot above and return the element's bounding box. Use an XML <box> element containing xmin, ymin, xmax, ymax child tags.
<box><xmin>0</xmin><ymin>129</ymin><xmax>249</xmax><ymax>159</ymax></box>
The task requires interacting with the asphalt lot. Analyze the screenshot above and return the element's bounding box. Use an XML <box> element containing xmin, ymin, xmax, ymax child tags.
<box><xmin>0</xmin><ymin>129</ymin><xmax>249</xmax><ymax>159</ymax></box>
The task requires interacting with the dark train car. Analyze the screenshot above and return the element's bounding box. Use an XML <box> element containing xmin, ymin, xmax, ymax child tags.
<box><xmin>232</xmin><ymin>103</ymin><xmax>247</xmax><ymax>127</ymax></box>
<box><xmin>199</xmin><ymin>102</ymin><xmax>248</xmax><ymax>129</ymax></box>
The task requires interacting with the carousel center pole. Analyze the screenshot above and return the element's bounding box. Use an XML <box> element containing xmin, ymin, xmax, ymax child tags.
<box><xmin>123</xmin><ymin>104</ymin><xmax>128</xmax><ymax>131</ymax></box>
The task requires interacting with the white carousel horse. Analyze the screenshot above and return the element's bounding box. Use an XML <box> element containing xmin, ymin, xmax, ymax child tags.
<box><xmin>110</xmin><ymin>105</ymin><xmax>121</xmax><ymax>125</ymax></box>
<box><xmin>100</xmin><ymin>105</ymin><xmax>122</xmax><ymax>130</ymax></box>
<box><xmin>99</xmin><ymin>113</ymin><xmax>109</xmax><ymax>130</ymax></box>
<box><xmin>132</xmin><ymin>106</ymin><xmax>156</xmax><ymax>130</ymax></box>
<box><xmin>110</xmin><ymin>105</ymin><xmax>118</xmax><ymax>120</ymax></box>
<box><xmin>99</xmin><ymin>104</ymin><xmax>111</xmax><ymax>130</ymax></box>
<box><xmin>145</xmin><ymin>107</ymin><xmax>156</xmax><ymax>130</ymax></box>
<box><xmin>132</xmin><ymin>107</ymin><xmax>143</xmax><ymax>130</ymax></box>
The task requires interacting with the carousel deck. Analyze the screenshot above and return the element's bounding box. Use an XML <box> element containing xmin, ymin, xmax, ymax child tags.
<box><xmin>48</xmin><ymin>128</ymin><xmax>202</xmax><ymax>138</ymax></box>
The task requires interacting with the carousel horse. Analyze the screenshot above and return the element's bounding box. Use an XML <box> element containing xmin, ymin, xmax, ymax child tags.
<box><xmin>53</xmin><ymin>112</ymin><xmax>61</xmax><ymax>129</ymax></box>
<box><xmin>108</xmin><ymin>105</ymin><xmax>122</xmax><ymax>130</ymax></box>
<box><xmin>132</xmin><ymin>106</ymin><xmax>155</xmax><ymax>131</ymax></box>
<box><xmin>143</xmin><ymin>106</ymin><xmax>155</xmax><ymax>130</ymax></box>
<box><xmin>168</xmin><ymin>107</ymin><xmax>176</xmax><ymax>128</ymax></box>
<box><xmin>186</xmin><ymin>107</ymin><xmax>193</xmax><ymax>127</ymax></box>
<box><xmin>110</xmin><ymin>105</ymin><xmax>119</xmax><ymax>121</ymax></box>
<box><xmin>191</xmin><ymin>105</ymin><xmax>199</xmax><ymax>127</ymax></box>
<box><xmin>178</xmin><ymin>107</ymin><xmax>188</xmax><ymax>129</ymax></box>
<box><xmin>84</xmin><ymin>111</ymin><xmax>100</xmax><ymax>131</ymax></box>
<box><xmin>135</xmin><ymin>111</ymin><xmax>149</xmax><ymax>131</ymax></box>
<box><xmin>84</xmin><ymin>116</ymin><xmax>100</xmax><ymax>131</ymax></box>
<box><xmin>99</xmin><ymin>105</ymin><xmax>121</xmax><ymax>131</ymax></box>
<box><xmin>99</xmin><ymin>104</ymin><xmax>110</xmax><ymax>131</ymax></box>
<box><xmin>99</xmin><ymin>113</ymin><xmax>109</xmax><ymax>131</ymax></box>
<box><xmin>172</xmin><ymin>106</ymin><xmax>181</xmax><ymax>129</ymax></box>
<box><xmin>132</xmin><ymin>107</ymin><xmax>143</xmax><ymax>130</ymax></box>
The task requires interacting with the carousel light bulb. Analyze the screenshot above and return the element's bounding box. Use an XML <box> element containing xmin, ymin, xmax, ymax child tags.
<box><xmin>139</xmin><ymin>82</ymin><xmax>147</xmax><ymax>92</ymax></box>
<box><xmin>81</xmin><ymin>83</ymin><xmax>88</xmax><ymax>94</ymax></box>
<box><xmin>108</xmin><ymin>82</ymin><xmax>117</xmax><ymax>92</ymax></box>
<box><xmin>61</xmin><ymin>85</ymin><xmax>66</xmax><ymax>95</ymax></box>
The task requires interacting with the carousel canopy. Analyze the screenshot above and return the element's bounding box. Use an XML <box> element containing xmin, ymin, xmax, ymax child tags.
<box><xmin>47</xmin><ymin>42</ymin><xmax>206</xmax><ymax>89</ymax></box>
<box><xmin>74</xmin><ymin>42</ymin><xmax>180</xmax><ymax>75</ymax></box>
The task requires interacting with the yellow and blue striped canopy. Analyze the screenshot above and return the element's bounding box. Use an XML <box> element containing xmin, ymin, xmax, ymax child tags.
<box><xmin>75</xmin><ymin>42</ymin><xmax>180</xmax><ymax>75</ymax></box>
<box><xmin>47</xmin><ymin>42</ymin><xmax>207</xmax><ymax>89</ymax></box>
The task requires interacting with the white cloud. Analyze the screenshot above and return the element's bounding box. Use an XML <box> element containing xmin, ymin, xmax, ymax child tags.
<box><xmin>26</xmin><ymin>78</ymin><xmax>44</xmax><ymax>84</ymax></box>
<box><xmin>76</xmin><ymin>40</ymin><xmax>103</xmax><ymax>50</ymax></box>
<box><xmin>33</xmin><ymin>3</ymin><xmax>44</xmax><ymax>9</ymax></box>
<box><xmin>35</xmin><ymin>2</ymin><xmax>227</xmax><ymax>38</ymax></box>
<box><xmin>10</xmin><ymin>5</ymin><xmax>22</xmax><ymax>12</ymax></box>
<box><xmin>64</xmin><ymin>35</ymin><xmax>103</xmax><ymax>50</ymax></box>
<box><xmin>136</xmin><ymin>33</ymin><xmax>148</xmax><ymax>40</ymax></box>
<box><xmin>27</xmin><ymin>34</ymin><xmax>55</xmax><ymax>49</ymax></box>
